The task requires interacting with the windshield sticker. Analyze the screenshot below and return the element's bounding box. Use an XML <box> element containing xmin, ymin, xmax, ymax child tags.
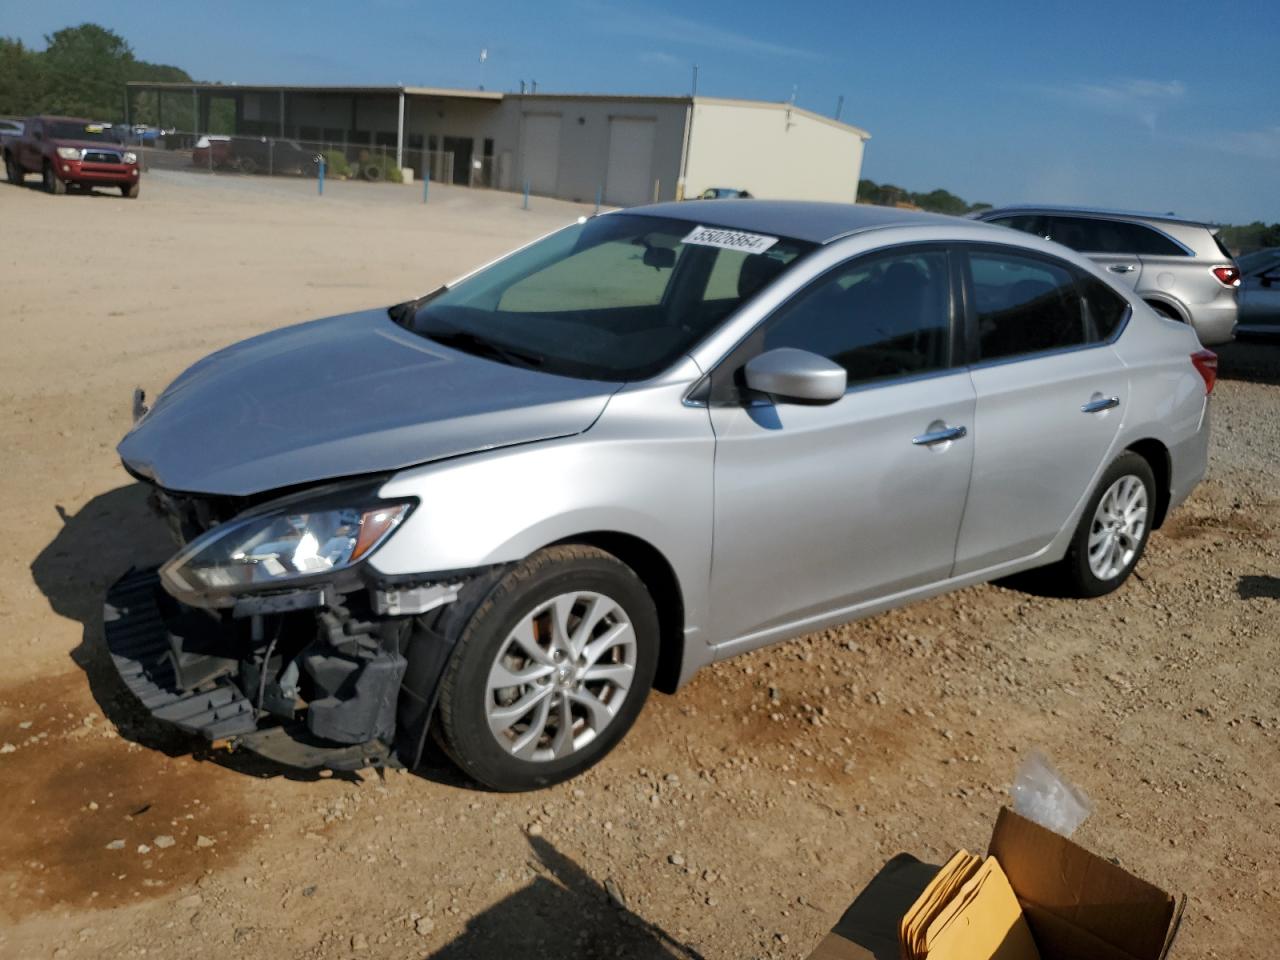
<box><xmin>682</xmin><ymin>225</ymin><xmax>778</xmax><ymax>255</ymax></box>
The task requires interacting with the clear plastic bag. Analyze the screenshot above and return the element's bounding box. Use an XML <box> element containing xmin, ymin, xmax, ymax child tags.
<box><xmin>1010</xmin><ymin>749</ymin><xmax>1093</xmax><ymax>837</ymax></box>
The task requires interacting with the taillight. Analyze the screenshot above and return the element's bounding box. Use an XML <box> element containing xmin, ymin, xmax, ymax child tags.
<box><xmin>1211</xmin><ymin>265</ymin><xmax>1240</xmax><ymax>287</ymax></box>
<box><xmin>1191</xmin><ymin>349</ymin><xmax>1218</xmax><ymax>395</ymax></box>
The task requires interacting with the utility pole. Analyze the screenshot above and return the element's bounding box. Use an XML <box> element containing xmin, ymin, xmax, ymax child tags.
<box><xmin>692</xmin><ymin>64</ymin><xmax>699</xmax><ymax>97</ymax></box>
<box><xmin>834</xmin><ymin>94</ymin><xmax>844</xmax><ymax>121</ymax></box>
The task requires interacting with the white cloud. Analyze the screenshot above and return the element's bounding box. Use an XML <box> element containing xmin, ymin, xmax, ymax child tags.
<box><xmin>579</xmin><ymin>2</ymin><xmax>821</xmax><ymax>61</ymax></box>
<box><xmin>1044</xmin><ymin>77</ymin><xmax>1186</xmax><ymax>131</ymax></box>
<box><xmin>638</xmin><ymin>50</ymin><xmax>681</xmax><ymax>66</ymax></box>
<box><xmin>1214</xmin><ymin>125</ymin><xmax>1280</xmax><ymax>160</ymax></box>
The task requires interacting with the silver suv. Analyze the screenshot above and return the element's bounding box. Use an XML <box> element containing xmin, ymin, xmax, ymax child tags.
<box><xmin>977</xmin><ymin>206</ymin><xmax>1239</xmax><ymax>345</ymax></box>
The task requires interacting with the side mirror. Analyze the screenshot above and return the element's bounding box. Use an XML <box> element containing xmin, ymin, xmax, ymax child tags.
<box><xmin>744</xmin><ymin>348</ymin><xmax>846</xmax><ymax>404</ymax></box>
<box><xmin>642</xmin><ymin>245</ymin><xmax>675</xmax><ymax>270</ymax></box>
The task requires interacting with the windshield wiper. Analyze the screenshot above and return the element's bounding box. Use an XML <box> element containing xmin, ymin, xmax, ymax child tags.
<box><xmin>425</xmin><ymin>329</ymin><xmax>546</xmax><ymax>370</ymax></box>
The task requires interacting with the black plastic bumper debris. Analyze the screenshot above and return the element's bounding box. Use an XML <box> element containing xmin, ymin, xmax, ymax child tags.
<box><xmin>104</xmin><ymin>568</ymin><xmax>257</xmax><ymax>739</ymax></box>
<box><xmin>104</xmin><ymin>568</ymin><xmax>400</xmax><ymax>771</ymax></box>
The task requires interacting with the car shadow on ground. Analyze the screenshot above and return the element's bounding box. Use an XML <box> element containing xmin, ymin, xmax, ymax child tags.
<box><xmin>5</xmin><ymin>174</ymin><xmax>123</xmax><ymax>196</ymax></box>
<box><xmin>29</xmin><ymin>482</ymin><xmax>357</xmax><ymax>782</ymax></box>
<box><xmin>1238</xmin><ymin>574</ymin><xmax>1280</xmax><ymax>600</ymax></box>
<box><xmin>1216</xmin><ymin>338</ymin><xmax>1280</xmax><ymax>388</ymax></box>
<box><xmin>425</xmin><ymin>835</ymin><xmax>705</xmax><ymax>960</ymax></box>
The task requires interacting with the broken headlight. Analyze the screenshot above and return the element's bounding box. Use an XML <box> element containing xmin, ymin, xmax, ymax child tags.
<box><xmin>160</xmin><ymin>499</ymin><xmax>412</xmax><ymax>606</ymax></box>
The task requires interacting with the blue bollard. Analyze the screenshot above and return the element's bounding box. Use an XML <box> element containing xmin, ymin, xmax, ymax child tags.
<box><xmin>594</xmin><ymin>185</ymin><xmax>602</xmax><ymax>215</ymax></box>
<box><xmin>522</xmin><ymin>179</ymin><xmax>529</xmax><ymax>210</ymax></box>
<box><xmin>318</xmin><ymin>156</ymin><xmax>325</xmax><ymax>196</ymax></box>
<box><xmin>423</xmin><ymin>173</ymin><xmax>429</xmax><ymax>204</ymax></box>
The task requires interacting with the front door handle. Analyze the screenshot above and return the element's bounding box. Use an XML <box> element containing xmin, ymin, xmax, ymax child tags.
<box><xmin>1108</xmin><ymin>264</ymin><xmax>1136</xmax><ymax>274</ymax></box>
<box><xmin>1081</xmin><ymin>396</ymin><xmax>1121</xmax><ymax>413</ymax></box>
<box><xmin>912</xmin><ymin>425</ymin><xmax>968</xmax><ymax>446</ymax></box>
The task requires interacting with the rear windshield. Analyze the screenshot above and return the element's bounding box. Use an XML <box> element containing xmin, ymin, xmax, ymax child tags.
<box><xmin>406</xmin><ymin>214</ymin><xmax>814</xmax><ymax>381</ymax></box>
<box><xmin>46</xmin><ymin>121</ymin><xmax>120</xmax><ymax>142</ymax></box>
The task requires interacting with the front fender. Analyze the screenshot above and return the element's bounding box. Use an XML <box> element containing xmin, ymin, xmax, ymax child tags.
<box><xmin>369</xmin><ymin>381</ymin><xmax>716</xmax><ymax>640</ymax></box>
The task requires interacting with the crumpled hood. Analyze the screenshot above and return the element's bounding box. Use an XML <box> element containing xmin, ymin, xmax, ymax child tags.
<box><xmin>118</xmin><ymin>309</ymin><xmax>619</xmax><ymax>496</ymax></box>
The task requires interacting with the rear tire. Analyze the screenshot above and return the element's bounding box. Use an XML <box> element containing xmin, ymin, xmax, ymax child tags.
<box><xmin>1053</xmin><ymin>452</ymin><xmax>1156</xmax><ymax>598</ymax></box>
<box><xmin>436</xmin><ymin>545</ymin><xmax>658</xmax><ymax>791</ymax></box>
<box><xmin>43</xmin><ymin>161</ymin><xmax>66</xmax><ymax>195</ymax></box>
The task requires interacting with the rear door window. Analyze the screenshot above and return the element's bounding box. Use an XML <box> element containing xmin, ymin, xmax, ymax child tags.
<box><xmin>967</xmin><ymin>251</ymin><xmax>1087</xmax><ymax>360</ymax></box>
<box><xmin>1047</xmin><ymin>216</ymin><xmax>1131</xmax><ymax>253</ymax></box>
<box><xmin>1076</xmin><ymin>273</ymin><xmax>1130</xmax><ymax>340</ymax></box>
<box><xmin>989</xmin><ymin>215</ymin><xmax>1045</xmax><ymax>236</ymax></box>
<box><xmin>1126</xmin><ymin>224</ymin><xmax>1187</xmax><ymax>256</ymax></box>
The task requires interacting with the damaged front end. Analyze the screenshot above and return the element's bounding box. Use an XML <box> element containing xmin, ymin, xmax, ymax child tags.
<box><xmin>105</xmin><ymin>480</ymin><xmax>474</xmax><ymax>772</ymax></box>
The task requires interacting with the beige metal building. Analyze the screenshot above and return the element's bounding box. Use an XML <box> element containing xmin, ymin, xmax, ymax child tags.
<box><xmin>126</xmin><ymin>82</ymin><xmax>870</xmax><ymax>205</ymax></box>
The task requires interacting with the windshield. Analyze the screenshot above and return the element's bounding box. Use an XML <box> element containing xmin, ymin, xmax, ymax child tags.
<box><xmin>407</xmin><ymin>214</ymin><xmax>814</xmax><ymax>381</ymax></box>
<box><xmin>47</xmin><ymin>121</ymin><xmax>120</xmax><ymax>143</ymax></box>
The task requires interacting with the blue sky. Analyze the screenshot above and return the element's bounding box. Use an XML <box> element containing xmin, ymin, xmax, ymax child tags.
<box><xmin>7</xmin><ymin>0</ymin><xmax>1279</xmax><ymax>222</ymax></box>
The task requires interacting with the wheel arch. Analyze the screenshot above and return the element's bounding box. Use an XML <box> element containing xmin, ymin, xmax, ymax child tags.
<box><xmin>1143</xmin><ymin>295</ymin><xmax>1189</xmax><ymax>324</ymax></box>
<box><xmin>548</xmin><ymin>531</ymin><xmax>686</xmax><ymax>695</ymax></box>
<box><xmin>1126</xmin><ymin>437</ymin><xmax>1172</xmax><ymax>528</ymax></box>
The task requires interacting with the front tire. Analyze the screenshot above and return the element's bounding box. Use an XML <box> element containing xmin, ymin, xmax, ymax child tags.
<box><xmin>1055</xmin><ymin>452</ymin><xmax>1156</xmax><ymax>598</ymax></box>
<box><xmin>43</xmin><ymin>161</ymin><xmax>66</xmax><ymax>195</ymax></box>
<box><xmin>4</xmin><ymin>154</ymin><xmax>21</xmax><ymax>184</ymax></box>
<box><xmin>436</xmin><ymin>545</ymin><xmax>658</xmax><ymax>791</ymax></box>
<box><xmin>121</xmin><ymin>182</ymin><xmax>140</xmax><ymax>199</ymax></box>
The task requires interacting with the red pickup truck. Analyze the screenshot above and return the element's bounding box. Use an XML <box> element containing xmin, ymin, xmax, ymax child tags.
<box><xmin>2</xmin><ymin>115</ymin><xmax>141</xmax><ymax>198</ymax></box>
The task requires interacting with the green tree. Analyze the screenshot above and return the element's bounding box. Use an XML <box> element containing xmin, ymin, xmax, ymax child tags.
<box><xmin>39</xmin><ymin>23</ymin><xmax>133</xmax><ymax>118</ymax></box>
<box><xmin>0</xmin><ymin>23</ymin><xmax>195</xmax><ymax>124</ymax></box>
<box><xmin>912</xmin><ymin>188</ymin><xmax>969</xmax><ymax>215</ymax></box>
<box><xmin>0</xmin><ymin>37</ymin><xmax>45</xmax><ymax>116</ymax></box>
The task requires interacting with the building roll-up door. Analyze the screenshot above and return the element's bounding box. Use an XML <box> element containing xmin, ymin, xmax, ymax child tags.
<box><xmin>521</xmin><ymin>113</ymin><xmax>561</xmax><ymax>196</ymax></box>
<box><xmin>605</xmin><ymin>117</ymin><xmax>657</xmax><ymax>207</ymax></box>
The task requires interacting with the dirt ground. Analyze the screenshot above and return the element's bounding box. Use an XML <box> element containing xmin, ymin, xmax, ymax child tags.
<box><xmin>1</xmin><ymin>171</ymin><xmax>1277</xmax><ymax>960</ymax></box>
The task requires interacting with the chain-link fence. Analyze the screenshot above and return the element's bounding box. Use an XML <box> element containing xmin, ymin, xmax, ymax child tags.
<box><xmin>130</xmin><ymin>131</ymin><xmax>464</xmax><ymax>186</ymax></box>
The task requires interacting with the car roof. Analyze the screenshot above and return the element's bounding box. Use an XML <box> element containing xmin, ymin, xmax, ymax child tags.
<box><xmin>626</xmin><ymin>200</ymin><xmax>964</xmax><ymax>244</ymax></box>
<box><xmin>981</xmin><ymin>204</ymin><xmax>1215</xmax><ymax>229</ymax></box>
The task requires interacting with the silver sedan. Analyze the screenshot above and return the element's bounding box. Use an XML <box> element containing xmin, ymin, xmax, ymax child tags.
<box><xmin>113</xmin><ymin>201</ymin><xmax>1214</xmax><ymax>790</ymax></box>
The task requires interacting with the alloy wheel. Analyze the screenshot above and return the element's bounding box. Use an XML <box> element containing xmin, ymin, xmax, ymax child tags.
<box><xmin>485</xmin><ymin>590</ymin><xmax>637</xmax><ymax>762</ymax></box>
<box><xmin>1088</xmin><ymin>475</ymin><xmax>1148</xmax><ymax>581</ymax></box>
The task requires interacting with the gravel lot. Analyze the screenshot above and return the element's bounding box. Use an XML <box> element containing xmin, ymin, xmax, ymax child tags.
<box><xmin>1</xmin><ymin>172</ymin><xmax>1277</xmax><ymax>960</ymax></box>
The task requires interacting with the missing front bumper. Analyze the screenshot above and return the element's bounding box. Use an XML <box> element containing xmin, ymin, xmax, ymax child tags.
<box><xmin>104</xmin><ymin>568</ymin><xmax>402</xmax><ymax>771</ymax></box>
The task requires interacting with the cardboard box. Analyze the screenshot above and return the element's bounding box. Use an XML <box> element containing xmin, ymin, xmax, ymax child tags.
<box><xmin>808</xmin><ymin>808</ymin><xmax>1185</xmax><ymax>960</ymax></box>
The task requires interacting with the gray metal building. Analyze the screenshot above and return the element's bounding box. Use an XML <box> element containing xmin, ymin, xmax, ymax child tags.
<box><xmin>125</xmin><ymin>81</ymin><xmax>870</xmax><ymax>205</ymax></box>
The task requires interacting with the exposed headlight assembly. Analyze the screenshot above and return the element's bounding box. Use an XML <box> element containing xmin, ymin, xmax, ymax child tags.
<box><xmin>161</xmin><ymin>498</ymin><xmax>412</xmax><ymax>607</ymax></box>
<box><xmin>56</xmin><ymin>146</ymin><xmax>82</xmax><ymax>160</ymax></box>
<box><xmin>122</xmin><ymin>151</ymin><xmax>138</xmax><ymax>164</ymax></box>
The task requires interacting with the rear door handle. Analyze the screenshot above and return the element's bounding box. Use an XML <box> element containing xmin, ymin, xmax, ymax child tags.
<box><xmin>1081</xmin><ymin>396</ymin><xmax>1120</xmax><ymax>413</ymax></box>
<box><xmin>1108</xmin><ymin>264</ymin><xmax>1136</xmax><ymax>274</ymax></box>
<box><xmin>912</xmin><ymin>425</ymin><xmax>967</xmax><ymax>446</ymax></box>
